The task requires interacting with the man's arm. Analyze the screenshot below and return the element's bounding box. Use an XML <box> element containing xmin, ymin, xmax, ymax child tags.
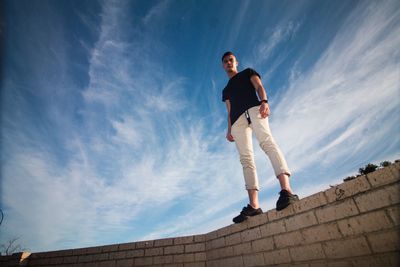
<box><xmin>225</xmin><ymin>100</ymin><xmax>234</xmax><ymax>142</ymax></box>
<box><xmin>250</xmin><ymin>75</ymin><xmax>270</xmax><ymax>118</ymax></box>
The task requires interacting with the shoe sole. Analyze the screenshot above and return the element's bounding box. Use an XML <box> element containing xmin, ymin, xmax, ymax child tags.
<box><xmin>233</xmin><ymin>211</ymin><xmax>263</xmax><ymax>223</ymax></box>
<box><xmin>276</xmin><ymin>197</ymin><xmax>299</xmax><ymax>211</ymax></box>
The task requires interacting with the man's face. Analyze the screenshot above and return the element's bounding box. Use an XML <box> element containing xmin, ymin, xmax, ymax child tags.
<box><xmin>222</xmin><ymin>54</ymin><xmax>238</xmax><ymax>73</ymax></box>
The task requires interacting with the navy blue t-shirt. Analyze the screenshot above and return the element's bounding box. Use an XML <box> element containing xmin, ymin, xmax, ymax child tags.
<box><xmin>222</xmin><ymin>68</ymin><xmax>261</xmax><ymax>125</ymax></box>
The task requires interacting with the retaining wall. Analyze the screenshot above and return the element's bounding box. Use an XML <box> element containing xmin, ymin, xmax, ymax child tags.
<box><xmin>1</xmin><ymin>162</ymin><xmax>399</xmax><ymax>267</ymax></box>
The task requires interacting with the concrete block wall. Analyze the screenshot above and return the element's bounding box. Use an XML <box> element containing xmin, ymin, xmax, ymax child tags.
<box><xmin>1</xmin><ymin>162</ymin><xmax>399</xmax><ymax>267</ymax></box>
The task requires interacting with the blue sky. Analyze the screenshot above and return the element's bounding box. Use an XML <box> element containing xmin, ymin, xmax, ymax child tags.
<box><xmin>1</xmin><ymin>0</ymin><xmax>399</xmax><ymax>253</ymax></box>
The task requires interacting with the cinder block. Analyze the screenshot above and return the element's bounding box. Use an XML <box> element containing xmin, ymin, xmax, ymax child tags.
<box><xmin>247</xmin><ymin>213</ymin><xmax>269</xmax><ymax>228</ymax></box>
<box><xmin>116</xmin><ymin>258</ymin><xmax>133</xmax><ymax>267</ymax></box>
<box><xmin>273</xmin><ymin>231</ymin><xmax>304</xmax><ymax>248</ymax></box>
<box><xmin>267</xmin><ymin>205</ymin><xmax>296</xmax><ymax>221</ymax></box>
<box><xmin>354</xmin><ymin>183</ymin><xmax>400</xmax><ymax>212</ymax></box>
<box><xmin>207</xmin><ymin>259</ymin><xmax>223</xmax><ymax>267</ymax></box>
<box><xmin>386</xmin><ymin>206</ymin><xmax>400</xmax><ymax>226</ymax></box>
<box><xmin>48</xmin><ymin>249</ymin><xmax>74</xmax><ymax>257</ymax></box>
<box><xmin>260</xmin><ymin>219</ymin><xmax>286</xmax><ymax>237</ymax></box>
<box><xmin>207</xmin><ymin>246</ymin><xmax>233</xmax><ymax>260</ymax></box>
<box><xmin>126</xmin><ymin>249</ymin><xmax>144</xmax><ymax>258</ymax></box>
<box><xmin>117</xmin><ymin>243</ymin><xmax>137</xmax><ymax>251</ymax></box>
<box><xmin>352</xmin><ymin>252</ymin><xmax>400</xmax><ymax>267</ymax></box>
<box><xmin>92</xmin><ymin>253</ymin><xmax>109</xmax><ymax>261</ymax></box>
<box><xmin>174</xmin><ymin>253</ymin><xmax>194</xmax><ymax>263</ymax></box>
<box><xmin>154</xmin><ymin>238</ymin><xmax>174</xmax><ymax>247</ymax></box>
<box><xmin>83</xmin><ymin>262</ymin><xmax>100</xmax><ymax>267</ymax></box>
<box><xmin>220</xmin><ymin>246</ymin><xmax>234</xmax><ymax>258</ymax></box>
<box><xmin>174</xmin><ymin>236</ymin><xmax>194</xmax><ymax>245</ymax></box>
<box><xmin>194</xmin><ymin>252</ymin><xmax>206</xmax><ymax>261</ymax></box>
<box><xmin>308</xmin><ymin>260</ymin><xmax>329</xmax><ymax>267</ymax></box>
<box><xmin>225</xmin><ymin>232</ymin><xmax>242</xmax><ymax>246</ymax></box>
<box><xmin>229</xmin><ymin>221</ymin><xmax>250</xmax><ymax>234</ymax></box>
<box><xmin>153</xmin><ymin>255</ymin><xmax>173</xmax><ymax>264</ymax></box>
<box><xmin>73</xmin><ymin>248</ymin><xmax>88</xmax><ymax>255</ymax></box>
<box><xmin>48</xmin><ymin>256</ymin><xmax>64</xmax><ymax>264</ymax></box>
<box><xmin>25</xmin><ymin>258</ymin><xmax>49</xmax><ymax>266</ymax></box>
<box><xmin>326</xmin><ymin>261</ymin><xmax>353</xmax><ymax>267</ymax></box>
<box><xmin>367</xmin><ymin>166</ymin><xmax>399</xmax><ymax>187</ymax></box>
<box><xmin>207</xmin><ymin>237</ymin><xmax>225</xmax><ymax>250</ymax></box>
<box><xmin>324</xmin><ymin>176</ymin><xmax>370</xmax><ymax>203</ymax></box>
<box><xmin>135</xmin><ymin>240</ymin><xmax>154</xmax><ymax>249</ymax></box>
<box><xmin>217</xmin><ymin>225</ymin><xmax>232</xmax><ymax>238</ymax></box>
<box><xmin>63</xmin><ymin>256</ymin><xmax>78</xmax><ymax>264</ymax></box>
<box><xmin>207</xmin><ymin>230</ymin><xmax>218</xmax><ymax>241</ymax></box>
<box><xmin>194</xmin><ymin>235</ymin><xmax>206</xmax><ymax>243</ymax></box>
<box><xmin>145</xmin><ymin>247</ymin><xmax>163</xmax><ymax>256</ymax></box>
<box><xmin>185</xmin><ymin>243</ymin><xmax>205</xmax><ymax>253</ymax></box>
<box><xmin>218</xmin><ymin>256</ymin><xmax>244</xmax><ymax>267</ymax></box>
<box><xmin>185</xmin><ymin>263</ymin><xmax>206</xmax><ymax>267</ymax></box>
<box><xmin>251</xmin><ymin>237</ymin><xmax>274</xmax><ymax>253</ymax></box>
<box><xmin>101</xmin><ymin>245</ymin><xmax>119</xmax><ymax>253</ymax></box>
<box><xmin>99</xmin><ymin>260</ymin><xmax>116</xmax><ymax>267</ymax></box>
<box><xmin>263</xmin><ymin>249</ymin><xmax>290</xmax><ymax>265</ymax></box>
<box><xmin>78</xmin><ymin>254</ymin><xmax>93</xmax><ymax>263</ymax></box>
<box><xmin>301</xmin><ymin>222</ymin><xmax>342</xmax><ymax>244</ymax></box>
<box><xmin>232</xmin><ymin>242</ymin><xmax>252</xmax><ymax>256</ymax></box>
<box><xmin>243</xmin><ymin>252</ymin><xmax>265</xmax><ymax>266</ymax></box>
<box><xmin>206</xmin><ymin>248</ymin><xmax>221</xmax><ymax>261</ymax></box>
<box><xmin>163</xmin><ymin>264</ymin><xmax>183</xmax><ymax>267</ymax></box>
<box><xmin>337</xmin><ymin>210</ymin><xmax>393</xmax><ymax>236</ymax></box>
<box><xmin>293</xmin><ymin>192</ymin><xmax>327</xmax><ymax>213</ymax></box>
<box><xmin>289</xmin><ymin>243</ymin><xmax>325</xmax><ymax>261</ymax></box>
<box><xmin>285</xmin><ymin>210</ymin><xmax>318</xmax><ymax>231</ymax></box>
<box><xmin>109</xmin><ymin>251</ymin><xmax>126</xmax><ymax>260</ymax></box>
<box><xmin>389</xmin><ymin>161</ymin><xmax>400</xmax><ymax>179</ymax></box>
<box><xmin>85</xmin><ymin>247</ymin><xmax>103</xmax><ymax>255</ymax></box>
<box><xmin>282</xmin><ymin>264</ymin><xmax>310</xmax><ymax>267</ymax></box>
<box><xmin>367</xmin><ymin>228</ymin><xmax>400</xmax><ymax>253</ymax></box>
<box><xmin>164</xmin><ymin>245</ymin><xmax>185</xmax><ymax>255</ymax></box>
<box><xmin>323</xmin><ymin>236</ymin><xmax>371</xmax><ymax>259</ymax></box>
<box><xmin>315</xmin><ymin>198</ymin><xmax>359</xmax><ymax>223</ymax></box>
<box><xmin>134</xmin><ymin>256</ymin><xmax>153</xmax><ymax>266</ymax></box>
<box><xmin>241</xmin><ymin>227</ymin><xmax>262</xmax><ymax>242</ymax></box>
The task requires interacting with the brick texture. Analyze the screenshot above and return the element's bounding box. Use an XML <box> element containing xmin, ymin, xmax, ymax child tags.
<box><xmin>2</xmin><ymin>164</ymin><xmax>399</xmax><ymax>267</ymax></box>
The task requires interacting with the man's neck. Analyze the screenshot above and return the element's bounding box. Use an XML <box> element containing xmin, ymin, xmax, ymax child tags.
<box><xmin>227</xmin><ymin>70</ymin><xmax>238</xmax><ymax>79</ymax></box>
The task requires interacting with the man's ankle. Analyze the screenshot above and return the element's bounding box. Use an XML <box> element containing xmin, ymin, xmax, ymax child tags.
<box><xmin>250</xmin><ymin>203</ymin><xmax>260</xmax><ymax>209</ymax></box>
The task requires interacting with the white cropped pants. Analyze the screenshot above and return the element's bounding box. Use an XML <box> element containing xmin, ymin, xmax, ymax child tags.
<box><xmin>231</xmin><ymin>105</ymin><xmax>291</xmax><ymax>190</ymax></box>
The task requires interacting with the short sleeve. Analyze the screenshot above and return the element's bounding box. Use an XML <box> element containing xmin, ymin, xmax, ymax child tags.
<box><xmin>222</xmin><ymin>87</ymin><xmax>229</xmax><ymax>102</ymax></box>
<box><xmin>247</xmin><ymin>68</ymin><xmax>261</xmax><ymax>79</ymax></box>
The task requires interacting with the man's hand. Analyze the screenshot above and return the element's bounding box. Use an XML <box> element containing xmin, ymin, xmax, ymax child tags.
<box><xmin>259</xmin><ymin>102</ymin><xmax>270</xmax><ymax>118</ymax></box>
<box><xmin>226</xmin><ymin>132</ymin><xmax>234</xmax><ymax>142</ymax></box>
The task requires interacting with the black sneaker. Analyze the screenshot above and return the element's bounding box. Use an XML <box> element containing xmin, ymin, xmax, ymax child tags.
<box><xmin>276</xmin><ymin>190</ymin><xmax>299</xmax><ymax>211</ymax></box>
<box><xmin>233</xmin><ymin>204</ymin><xmax>263</xmax><ymax>224</ymax></box>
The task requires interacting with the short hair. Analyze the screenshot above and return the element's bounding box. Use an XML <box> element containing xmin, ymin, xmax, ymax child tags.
<box><xmin>221</xmin><ymin>51</ymin><xmax>235</xmax><ymax>62</ymax></box>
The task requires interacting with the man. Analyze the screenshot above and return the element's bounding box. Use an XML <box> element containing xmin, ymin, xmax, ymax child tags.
<box><xmin>221</xmin><ymin>51</ymin><xmax>299</xmax><ymax>223</ymax></box>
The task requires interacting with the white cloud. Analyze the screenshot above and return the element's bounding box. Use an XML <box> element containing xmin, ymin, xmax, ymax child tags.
<box><xmin>270</xmin><ymin>0</ymin><xmax>400</xmax><ymax>172</ymax></box>
<box><xmin>142</xmin><ymin>0</ymin><xmax>171</xmax><ymax>26</ymax></box>
<box><xmin>2</xmin><ymin>0</ymin><xmax>399</xmax><ymax>253</ymax></box>
<box><xmin>257</xmin><ymin>21</ymin><xmax>301</xmax><ymax>62</ymax></box>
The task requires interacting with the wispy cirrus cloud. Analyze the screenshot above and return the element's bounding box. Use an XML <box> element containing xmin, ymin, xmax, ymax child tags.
<box><xmin>270</xmin><ymin>0</ymin><xmax>400</xmax><ymax>175</ymax></box>
<box><xmin>257</xmin><ymin>21</ymin><xmax>301</xmax><ymax>63</ymax></box>
<box><xmin>2</xmin><ymin>0</ymin><xmax>399</xmax><ymax>253</ymax></box>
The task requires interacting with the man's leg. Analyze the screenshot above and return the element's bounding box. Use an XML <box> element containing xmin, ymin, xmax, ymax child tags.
<box><xmin>248</xmin><ymin>106</ymin><xmax>291</xmax><ymax>179</ymax></box>
<box><xmin>231</xmin><ymin>113</ymin><xmax>260</xmax><ymax>194</ymax></box>
<box><xmin>248</xmin><ymin>106</ymin><xmax>299</xmax><ymax>210</ymax></box>
<box><xmin>231</xmin><ymin>113</ymin><xmax>263</xmax><ymax>223</ymax></box>
<box><xmin>278</xmin><ymin>173</ymin><xmax>293</xmax><ymax>194</ymax></box>
<box><xmin>247</xmin><ymin>189</ymin><xmax>259</xmax><ymax>209</ymax></box>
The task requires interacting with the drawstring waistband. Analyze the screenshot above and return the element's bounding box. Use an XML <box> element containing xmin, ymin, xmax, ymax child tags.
<box><xmin>245</xmin><ymin>110</ymin><xmax>251</xmax><ymax>125</ymax></box>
